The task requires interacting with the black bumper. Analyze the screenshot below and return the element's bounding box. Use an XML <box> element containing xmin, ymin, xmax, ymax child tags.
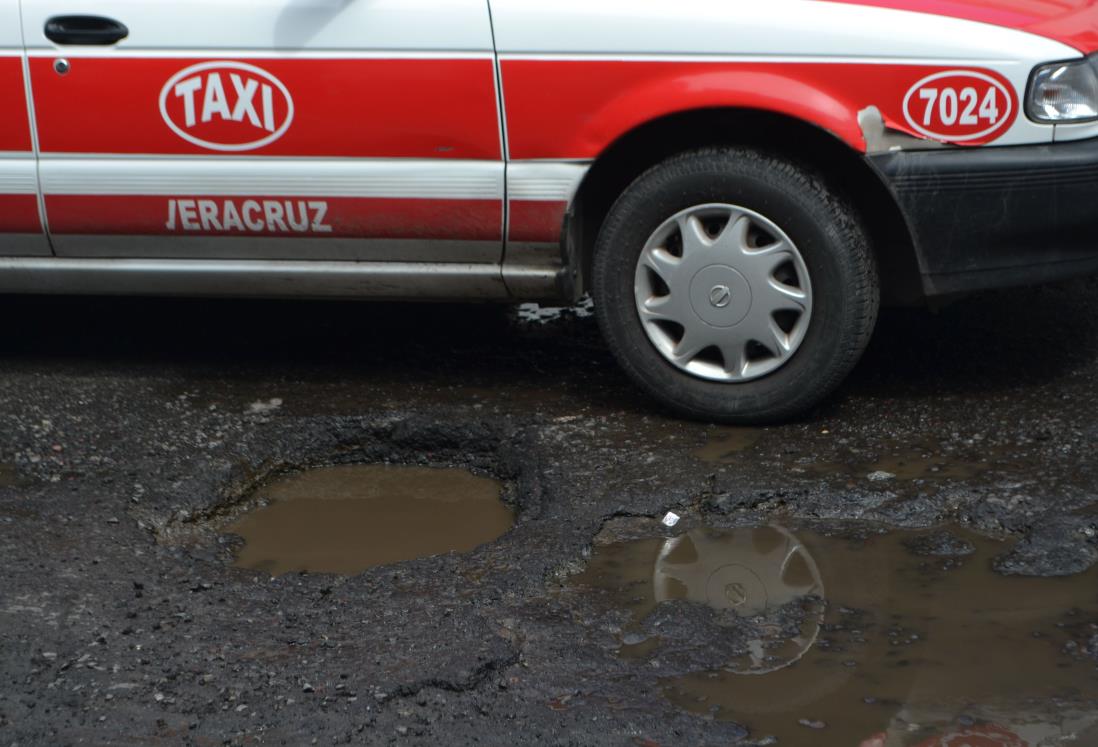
<box><xmin>869</xmin><ymin>138</ymin><xmax>1098</xmax><ymax>296</ymax></box>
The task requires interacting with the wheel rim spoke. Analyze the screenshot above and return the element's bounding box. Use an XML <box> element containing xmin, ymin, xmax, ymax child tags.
<box><xmin>718</xmin><ymin>341</ymin><xmax>748</xmax><ymax>376</ymax></box>
<box><xmin>758</xmin><ymin>248</ymin><xmax>796</xmax><ymax>276</ymax></box>
<box><xmin>745</xmin><ymin>238</ymin><xmax>791</xmax><ymax>260</ymax></box>
<box><xmin>763</xmin><ymin>279</ymin><xmax>809</xmax><ymax>313</ymax></box>
<box><xmin>638</xmin><ymin>294</ymin><xmax>679</xmax><ymax>324</ymax></box>
<box><xmin>676</xmin><ymin>213</ymin><xmax>712</xmax><ymax>258</ymax></box>
<box><xmin>762</xmin><ymin>317</ymin><xmax>793</xmax><ymax>356</ymax></box>
<box><xmin>640</xmin><ymin>247</ymin><xmax>680</xmax><ymax>285</ymax></box>
<box><xmin>671</xmin><ymin>329</ymin><xmax>711</xmax><ymax>364</ymax></box>
<box><xmin>719</xmin><ymin>214</ymin><xmax>752</xmax><ymax>255</ymax></box>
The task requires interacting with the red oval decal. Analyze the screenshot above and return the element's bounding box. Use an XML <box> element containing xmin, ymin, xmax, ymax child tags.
<box><xmin>902</xmin><ymin>70</ymin><xmax>1016</xmax><ymax>145</ymax></box>
<box><xmin>159</xmin><ymin>61</ymin><xmax>294</xmax><ymax>152</ymax></box>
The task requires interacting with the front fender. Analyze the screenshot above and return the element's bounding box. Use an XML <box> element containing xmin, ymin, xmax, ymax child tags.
<box><xmin>501</xmin><ymin>59</ymin><xmax>1028</xmax><ymax>159</ymax></box>
<box><xmin>577</xmin><ymin>67</ymin><xmax>864</xmax><ymax>154</ymax></box>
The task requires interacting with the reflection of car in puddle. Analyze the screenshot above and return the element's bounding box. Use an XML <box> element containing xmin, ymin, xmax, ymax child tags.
<box><xmin>572</xmin><ymin>522</ymin><xmax>1098</xmax><ymax>745</ymax></box>
<box><xmin>859</xmin><ymin>706</ymin><xmax>1098</xmax><ymax>747</ymax></box>
<box><xmin>653</xmin><ymin>526</ymin><xmax>825</xmax><ymax>674</ymax></box>
<box><xmin>860</xmin><ymin>722</ymin><xmax>1026</xmax><ymax>747</ymax></box>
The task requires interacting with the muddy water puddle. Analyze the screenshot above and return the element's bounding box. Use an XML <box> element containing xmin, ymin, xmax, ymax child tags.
<box><xmin>227</xmin><ymin>464</ymin><xmax>513</xmax><ymax>576</ymax></box>
<box><xmin>694</xmin><ymin>428</ymin><xmax>764</xmax><ymax>463</ymax></box>
<box><xmin>570</xmin><ymin>524</ymin><xmax>1098</xmax><ymax>746</ymax></box>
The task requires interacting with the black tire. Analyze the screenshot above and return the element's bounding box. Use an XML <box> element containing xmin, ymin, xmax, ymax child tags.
<box><xmin>591</xmin><ymin>147</ymin><xmax>879</xmax><ymax>424</ymax></box>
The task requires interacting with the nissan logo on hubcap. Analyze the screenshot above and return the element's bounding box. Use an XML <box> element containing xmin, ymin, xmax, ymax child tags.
<box><xmin>709</xmin><ymin>284</ymin><xmax>732</xmax><ymax>308</ymax></box>
<box><xmin>724</xmin><ymin>582</ymin><xmax>747</xmax><ymax>607</ymax></box>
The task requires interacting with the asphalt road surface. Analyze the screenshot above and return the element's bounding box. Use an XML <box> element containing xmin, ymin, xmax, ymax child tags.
<box><xmin>2</xmin><ymin>279</ymin><xmax>1097</xmax><ymax>745</ymax></box>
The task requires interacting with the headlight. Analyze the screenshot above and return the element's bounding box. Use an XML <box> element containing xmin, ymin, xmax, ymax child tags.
<box><xmin>1027</xmin><ymin>57</ymin><xmax>1098</xmax><ymax>123</ymax></box>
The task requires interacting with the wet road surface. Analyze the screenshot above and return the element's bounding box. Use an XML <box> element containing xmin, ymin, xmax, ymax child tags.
<box><xmin>1</xmin><ymin>278</ymin><xmax>1098</xmax><ymax>745</ymax></box>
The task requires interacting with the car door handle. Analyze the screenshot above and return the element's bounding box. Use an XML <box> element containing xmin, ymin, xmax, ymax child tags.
<box><xmin>44</xmin><ymin>15</ymin><xmax>129</xmax><ymax>45</ymax></box>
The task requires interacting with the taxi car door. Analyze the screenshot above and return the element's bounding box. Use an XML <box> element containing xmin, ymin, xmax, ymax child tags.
<box><xmin>0</xmin><ymin>0</ymin><xmax>48</xmax><ymax>256</ymax></box>
<box><xmin>20</xmin><ymin>0</ymin><xmax>504</xmax><ymax>264</ymax></box>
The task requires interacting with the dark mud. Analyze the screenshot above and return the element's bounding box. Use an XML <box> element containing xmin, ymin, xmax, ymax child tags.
<box><xmin>1</xmin><ymin>279</ymin><xmax>1098</xmax><ymax>744</ymax></box>
<box><xmin>0</xmin><ymin>463</ymin><xmax>17</xmax><ymax>488</ymax></box>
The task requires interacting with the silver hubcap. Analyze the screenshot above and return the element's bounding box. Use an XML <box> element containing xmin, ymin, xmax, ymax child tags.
<box><xmin>633</xmin><ymin>203</ymin><xmax>813</xmax><ymax>382</ymax></box>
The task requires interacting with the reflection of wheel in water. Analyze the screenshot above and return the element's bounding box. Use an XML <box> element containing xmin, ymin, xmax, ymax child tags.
<box><xmin>654</xmin><ymin>526</ymin><xmax>825</xmax><ymax>674</ymax></box>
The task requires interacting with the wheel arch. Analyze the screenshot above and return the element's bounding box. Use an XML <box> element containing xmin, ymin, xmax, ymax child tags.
<box><xmin>564</xmin><ymin>108</ymin><xmax>924</xmax><ymax>306</ymax></box>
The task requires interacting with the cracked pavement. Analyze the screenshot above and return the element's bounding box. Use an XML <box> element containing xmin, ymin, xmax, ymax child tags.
<box><xmin>2</xmin><ymin>279</ymin><xmax>1098</xmax><ymax>745</ymax></box>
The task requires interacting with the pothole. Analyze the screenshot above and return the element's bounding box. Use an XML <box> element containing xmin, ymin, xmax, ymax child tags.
<box><xmin>226</xmin><ymin>464</ymin><xmax>514</xmax><ymax>576</ymax></box>
<box><xmin>565</xmin><ymin>520</ymin><xmax>1098</xmax><ymax>745</ymax></box>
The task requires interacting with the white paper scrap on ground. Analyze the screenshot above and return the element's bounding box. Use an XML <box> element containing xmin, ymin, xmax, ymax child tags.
<box><xmin>248</xmin><ymin>398</ymin><xmax>283</xmax><ymax>414</ymax></box>
<box><xmin>661</xmin><ymin>511</ymin><xmax>681</xmax><ymax>528</ymax></box>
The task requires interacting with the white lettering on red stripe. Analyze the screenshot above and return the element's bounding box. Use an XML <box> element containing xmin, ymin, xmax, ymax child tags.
<box><xmin>165</xmin><ymin>199</ymin><xmax>333</xmax><ymax>234</ymax></box>
<box><xmin>159</xmin><ymin>62</ymin><xmax>294</xmax><ymax>153</ymax></box>
<box><xmin>173</xmin><ymin>72</ymin><xmax>276</xmax><ymax>132</ymax></box>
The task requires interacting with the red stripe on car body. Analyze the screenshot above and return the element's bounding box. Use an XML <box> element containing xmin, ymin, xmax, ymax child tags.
<box><xmin>45</xmin><ymin>195</ymin><xmax>503</xmax><ymax>241</ymax></box>
<box><xmin>508</xmin><ymin>200</ymin><xmax>568</xmax><ymax>243</ymax></box>
<box><xmin>30</xmin><ymin>57</ymin><xmax>502</xmax><ymax>159</ymax></box>
<box><xmin>0</xmin><ymin>58</ymin><xmax>31</xmax><ymax>152</ymax></box>
<box><xmin>0</xmin><ymin>194</ymin><xmax>42</xmax><ymax>233</ymax></box>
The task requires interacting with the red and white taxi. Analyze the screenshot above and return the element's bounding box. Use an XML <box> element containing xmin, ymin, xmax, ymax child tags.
<box><xmin>3</xmin><ymin>0</ymin><xmax>1098</xmax><ymax>420</ymax></box>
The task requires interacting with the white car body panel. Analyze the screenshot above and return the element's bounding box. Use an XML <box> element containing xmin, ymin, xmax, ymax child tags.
<box><xmin>20</xmin><ymin>0</ymin><xmax>495</xmax><ymax>52</ymax></box>
<box><xmin>490</xmin><ymin>0</ymin><xmax>1077</xmax><ymax>148</ymax></box>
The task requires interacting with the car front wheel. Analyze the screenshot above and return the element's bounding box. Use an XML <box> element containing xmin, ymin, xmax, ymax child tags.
<box><xmin>591</xmin><ymin>147</ymin><xmax>879</xmax><ymax>423</ymax></box>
